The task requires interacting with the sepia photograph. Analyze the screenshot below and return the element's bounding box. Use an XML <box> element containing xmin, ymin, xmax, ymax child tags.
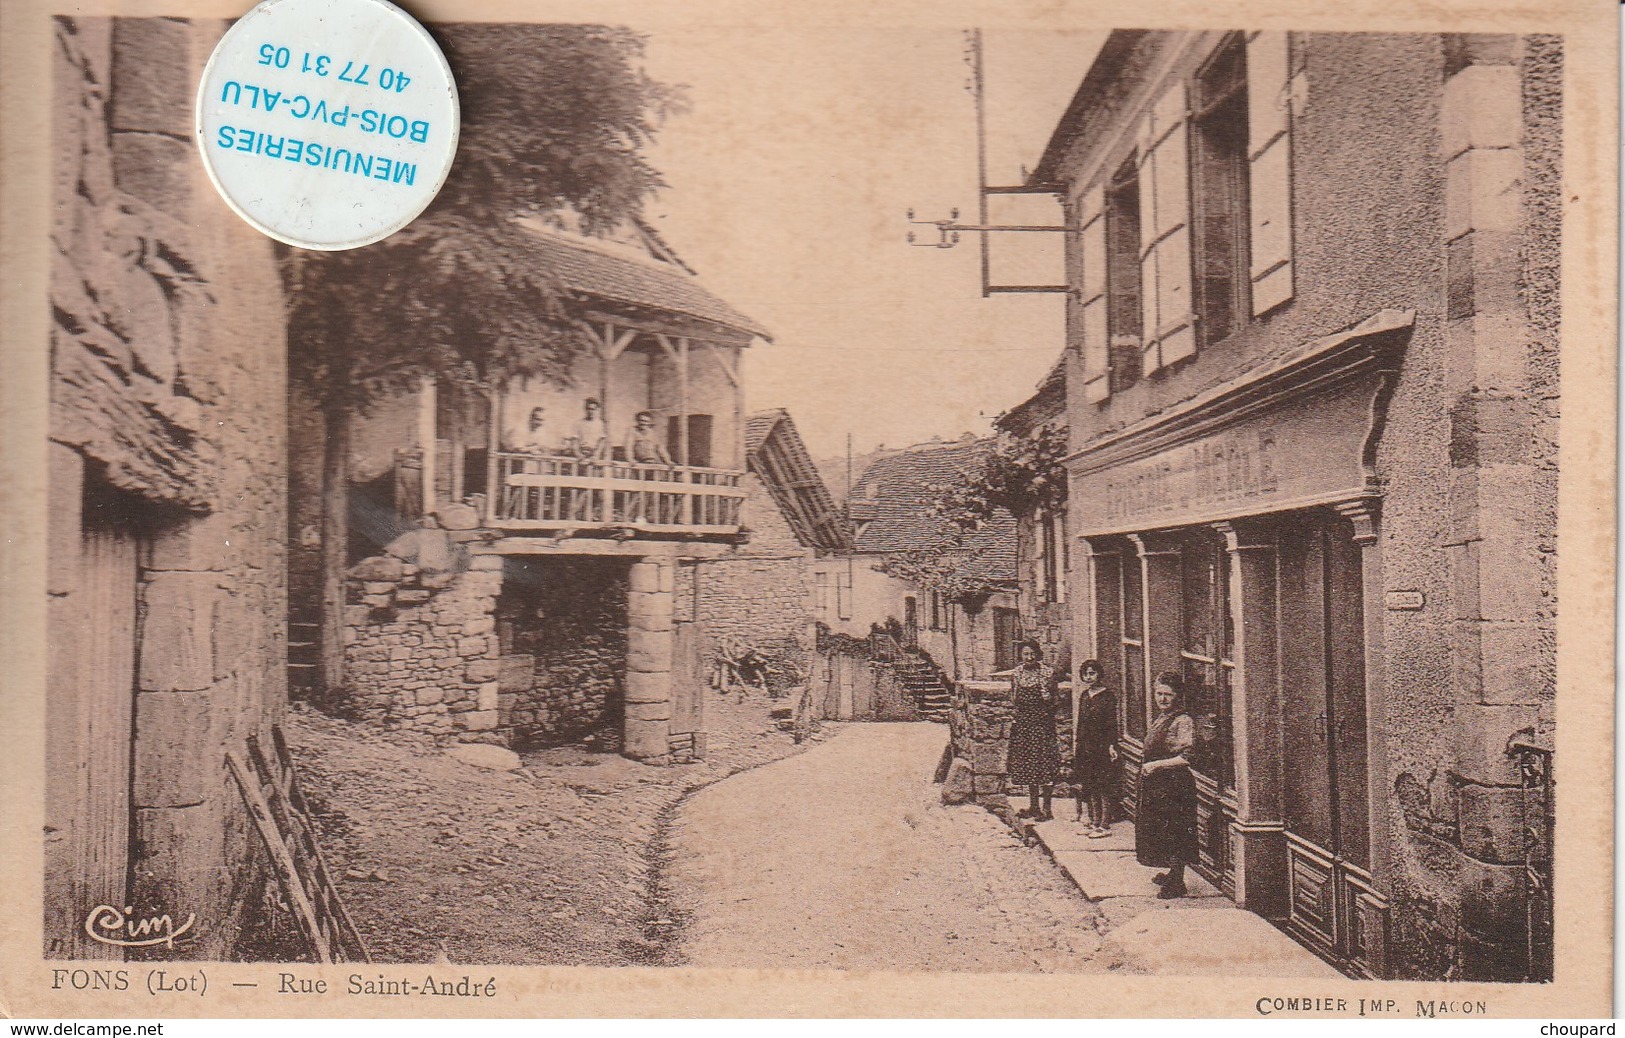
<box><xmin>0</xmin><ymin>0</ymin><xmax>1614</xmax><ymax>1020</ymax></box>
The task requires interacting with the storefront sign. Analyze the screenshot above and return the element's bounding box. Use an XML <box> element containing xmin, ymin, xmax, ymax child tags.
<box><xmin>1069</xmin><ymin>311</ymin><xmax>1413</xmax><ymax>535</ymax></box>
<box><xmin>1076</xmin><ymin>380</ymin><xmax>1378</xmax><ymax>533</ymax></box>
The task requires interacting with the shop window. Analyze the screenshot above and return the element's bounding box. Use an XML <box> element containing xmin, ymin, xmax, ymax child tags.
<box><xmin>1179</xmin><ymin>529</ymin><xmax>1235</xmax><ymax>791</ymax></box>
<box><xmin>1119</xmin><ymin>549</ymin><xmax>1147</xmax><ymax>741</ymax></box>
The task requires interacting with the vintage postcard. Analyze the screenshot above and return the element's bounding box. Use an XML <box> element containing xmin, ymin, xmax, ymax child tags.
<box><xmin>0</xmin><ymin>0</ymin><xmax>1615</xmax><ymax>1020</ymax></box>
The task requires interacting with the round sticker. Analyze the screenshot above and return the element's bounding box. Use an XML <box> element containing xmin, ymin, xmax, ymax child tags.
<box><xmin>195</xmin><ymin>0</ymin><xmax>459</xmax><ymax>250</ymax></box>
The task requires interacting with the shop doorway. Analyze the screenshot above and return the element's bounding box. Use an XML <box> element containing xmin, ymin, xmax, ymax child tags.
<box><xmin>1278</xmin><ymin>511</ymin><xmax>1373</xmax><ymax>968</ymax></box>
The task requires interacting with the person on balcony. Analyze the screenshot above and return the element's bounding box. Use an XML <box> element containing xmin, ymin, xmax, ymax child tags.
<box><xmin>512</xmin><ymin>406</ymin><xmax>552</xmax><ymax>455</ymax></box>
<box><xmin>563</xmin><ymin>398</ymin><xmax>610</xmax><ymax>523</ymax></box>
<box><xmin>569</xmin><ymin>398</ymin><xmax>610</xmax><ymax>463</ymax></box>
<box><xmin>625</xmin><ymin>410</ymin><xmax>674</xmax><ymax>467</ymax></box>
<box><xmin>1006</xmin><ymin>639</ymin><xmax>1060</xmax><ymax>821</ymax></box>
<box><xmin>500</xmin><ymin>406</ymin><xmax>557</xmax><ymax>520</ymax></box>
<box><xmin>1136</xmin><ymin>671</ymin><xmax>1199</xmax><ymax>899</ymax></box>
<box><xmin>620</xmin><ymin>409</ymin><xmax>675</xmax><ymax>525</ymax></box>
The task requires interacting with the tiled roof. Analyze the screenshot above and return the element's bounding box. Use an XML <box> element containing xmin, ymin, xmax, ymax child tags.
<box><xmin>744</xmin><ymin>409</ymin><xmax>784</xmax><ymax>454</ymax></box>
<box><xmin>850</xmin><ymin>440</ymin><xmax>1017</xmax><ymax>583</ymax></box>
<box><xmin>950</xmin><ymin>516</ymin><xmax>1019</xmax><ymax>583</ymax></box>
<box><xmin>851</xmin><ymin>439</ymin><xmax>989</xmax><ymax>553</ymax></box>
<box><xmin>514</xmin><ymin>220</ymin><xmax>771</xmax><ymax>340</ymax></box>
<box><xmin>744</xmin><ymin>408</ymin><xmax>851</xmax><ymax>554</ymax></box>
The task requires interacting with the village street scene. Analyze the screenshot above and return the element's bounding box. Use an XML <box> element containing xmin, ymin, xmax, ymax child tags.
<box><xmin>42</xmin><ymin>16</ymin><xmax>1560</xmax><ymax>988</ymax></box>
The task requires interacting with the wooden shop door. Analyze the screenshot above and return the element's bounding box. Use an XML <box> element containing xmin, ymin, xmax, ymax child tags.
<box><xmin>1278</xmin><ymin>513</ymin><xmax>1374</xmax><ymax>970</ymax></box>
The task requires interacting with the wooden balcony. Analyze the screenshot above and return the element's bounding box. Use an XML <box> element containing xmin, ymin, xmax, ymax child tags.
<box><xmin>490</xmin><ymin>452</ymin><xmax>745</xmax><ymax>536</ymax></box>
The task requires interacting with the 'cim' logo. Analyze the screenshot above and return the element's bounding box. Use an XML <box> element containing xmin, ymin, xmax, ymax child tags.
<box><xmin>84</xmin><ymin>904</ymin><xmax>197</xmax><ymax>949</ymax></box>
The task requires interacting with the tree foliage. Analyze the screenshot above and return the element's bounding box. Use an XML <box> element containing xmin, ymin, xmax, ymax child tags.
<box><xmin>879</xmin><ymin>546</ymin><xmax>1003</xmax><ymax>604</ymax></box>
<box><xmin>933</xmin><ymin>423</ymin><xmax>1068</xmax><ymax>527</ymax></box>
<box><xmin>285</xmin><ymin>24</ymin><xmax>686</xmax><ymax>409</ymax></box>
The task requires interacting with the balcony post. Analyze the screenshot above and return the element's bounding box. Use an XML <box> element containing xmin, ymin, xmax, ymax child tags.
<box><xmin>677</xmin><ymin>336</ymin><xmax>690</xmax><ymax>468</ymax></box>
<box><xmin>417</xmin><ymin>377</ymin><xmax>437</xmax><ymax>515</ymax></box>
<box><xmin>485</xmin><ymin>385</ymin><xmax>502</xmax><ymax>526</ymax></box>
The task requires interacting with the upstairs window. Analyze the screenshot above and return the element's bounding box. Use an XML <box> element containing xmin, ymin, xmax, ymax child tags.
<box><xmin>1105</xmin><ymin>157</ymin><xmax>1144</xmax><ymax>393</ymax></box>
<box><xmin>1192</xmin><ymin>34</ymin><xmax>1252</xmax><ymax>347</ymax></box>
<box><xmin>1073</xmin><ymin>32</ymin><xmax>1298</xmax><ymax>397</ymax></box>
<box><xmin>1038</xmin><ymin>507</ymin><xmax>1068</xmax><ymax>604</ymax></box>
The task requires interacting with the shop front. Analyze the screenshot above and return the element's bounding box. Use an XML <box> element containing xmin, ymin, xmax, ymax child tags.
<box><xmin>1068</xmin><ymin>311</ymin><xmax>1413</xmax><ymax>977</ymax></box>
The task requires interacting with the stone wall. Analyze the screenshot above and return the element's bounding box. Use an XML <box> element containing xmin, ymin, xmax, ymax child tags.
<box><xmin>1014</xmin><ymin>514</ymin><xmax>1072</xmax><ymax>661</ymax></box>
<box><xmin>341</xmin><ymin>545</ymin><xmax>652</xmax><ymax>754</ymax></box>
<box><xmin>940</xmin><ymin>680</ymin><xmax>1014</xmax><ymax>804</ymax></box>
<box><xmin>47</xmin><ymin>17</ymin><xmax>290</xmax><ymax>960</ymax></box>
<box><xmin>1379</xmin><ymin>33</ymin><xmax>1562</xmax><ymax>981</ymax></box>
<box><xmin>809</xmin><ymin>634</ymin><xmax>924</xmax><ymax>722</ymax></box>
<box><xmin>678</xmin><ymin>471</ymin><xmax>816</xmax><ymax>680</ymax></box>
<box><xmin>342</xmin><ymin>548</ymin><xmax>502</xmax><ymax>737</ymax></box>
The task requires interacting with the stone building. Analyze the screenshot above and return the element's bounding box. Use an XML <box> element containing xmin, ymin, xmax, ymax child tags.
<box><xmin>290</xmin><ymin>217</ymin><xmax>777</xmax><ymax>761</ymax></box>
<box><xmin>675</xmin><ymin>409</ymin><xmax>849</xmax><ymax>697</ymax></box>
<box><xmin>994</xmin><ymin>356</ymin><xmax>1071</xmax><ymax>661</ymax></box>
<box><xmin>1031</xmin><ymin>30</ymin><xmax>1559</xmax><ymax>980</ymax></box>
<box><xmin>816</xmin><ymin>438</ymin><xmax>1020</xmax><ymax>686</ymax></box>
<box><xmin>46</xmin><ymin>17</ymin><xmax>290</xmax><ymax>959</ymax></box>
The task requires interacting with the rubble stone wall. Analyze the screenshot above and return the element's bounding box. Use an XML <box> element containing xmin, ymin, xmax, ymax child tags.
<box><xmin>496</xmin><ymin>556</ymin><xmax>629</xmax><ymax>746</ymax></box>
<box><xmin>942</xmin><ymin>680</ymin><xmax>1014</xmax><ymax>802</ymax></box>
<box><xmin>676</xmin><ymin>472</ymin><xmax>816</xmax><ymax>688</ymax></box>
<box><xmin>343</xmin><ymin>551</ymin><xmax>503</xmax><ymax>737</ymax></box>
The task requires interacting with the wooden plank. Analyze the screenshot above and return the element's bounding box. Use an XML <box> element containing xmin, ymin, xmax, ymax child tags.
<box><xmin>266</xmin><ymin>728</ymin><xmax>372</xmax><ymax>963</ymax></box>
<box><xmin>227</xmin><ymin>751</ymin><xmax>330</xmax><ymax>963</ymax></box>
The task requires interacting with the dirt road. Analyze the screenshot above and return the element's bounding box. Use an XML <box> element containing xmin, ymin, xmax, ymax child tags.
<box><xmin>666</xmin><ymin>722</ymin><xmax>1116</xmax><ymax>972</ymax></box>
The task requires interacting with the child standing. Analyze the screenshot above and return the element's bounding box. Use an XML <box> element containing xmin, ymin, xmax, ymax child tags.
<box><xmin>1071</xmin><ymin>659</ymin><xmax>1118</xmax><ymax>837</ymax></box>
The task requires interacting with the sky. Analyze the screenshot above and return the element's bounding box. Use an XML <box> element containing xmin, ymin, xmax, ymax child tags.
<box><xmin>639</xmin><ymin>28</ymin><xmax>1106</xmax><ymax>459</ymax></box>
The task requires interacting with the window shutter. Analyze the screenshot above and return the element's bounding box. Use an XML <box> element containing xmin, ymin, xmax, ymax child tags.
<box><xmin>1247</xmin><ymin>31</ymin><xmax>1295</xmax><ymax>315</ymax></box>
<box><xmin>1078</xmin><ymin>184</ymin><xmax>1110</xmax><ymax>403</ymax></box>
<box><xmin>1138</xmin><ymin>82</ymin><xmax>1195</xmax><ymax>374</ymax></box>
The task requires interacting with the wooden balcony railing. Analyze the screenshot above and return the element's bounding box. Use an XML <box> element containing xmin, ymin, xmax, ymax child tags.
<box><xmin>490</xmin><ymin>452</ymin><xmax>745</xmax><ymax>535</ymax></box>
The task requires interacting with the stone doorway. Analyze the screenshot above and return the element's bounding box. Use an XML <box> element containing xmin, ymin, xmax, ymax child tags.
<box><xmin>495</xmin><ymin>556</ymin><xmax>632</xmax><ymax>751</ymax></box>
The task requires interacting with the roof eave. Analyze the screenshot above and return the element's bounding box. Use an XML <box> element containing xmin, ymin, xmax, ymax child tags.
<box><xmin>1028</xmin><ymin>30</ymin><xmax>1152</xmax><ymax>190</ymax></box>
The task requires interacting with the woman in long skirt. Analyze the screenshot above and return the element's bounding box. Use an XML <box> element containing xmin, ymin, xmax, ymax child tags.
<box><xmin>1006</xmin><ymin>639</ymin><xmax>1060</xmax><ymax>820</ymax></box>
<box><xmin>1070</xmin><ymin>659</ymin><xmax>1118</xmax><ymax>836</ymax></box>
<box><xmin>1135</xmin><ymin>670</ymin><xmax>1199</xmax><ymax>898</ymax></box>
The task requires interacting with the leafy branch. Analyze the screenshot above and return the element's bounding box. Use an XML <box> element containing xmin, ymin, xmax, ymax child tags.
<box><xmin>879</xmin><ymin>545</ymin><xmax>1002</xmax><ymax>603</ymax></box>
<box><xmin>932</xmin><ymin>423</ymin><xmax>1068</xmax><ymax>528</ymax></box>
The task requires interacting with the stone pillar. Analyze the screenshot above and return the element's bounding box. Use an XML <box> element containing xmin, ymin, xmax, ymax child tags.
<box><xmin>624</xmin><ymin>559</ymin><xmax>675</xmax><ymax>761</ymax></box>
<box><xmin>1215</xmin><ymin>519</ymin><xmax>1286</xmax><ymax>917</ymax></box>
<box><xmin>1437</xmin><ymin>35</ymin><xmax>1551</xmax><ymax>980</ymax></box>
<box><xmin>1334</xmin><ymin>498</ymin><xmax>1394</xmax><ymax>975</ymax></box>
<box><xmin>132</xmin><ymin>561</ymin><xmax>230</xmax><ymax>960</ymax></box>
